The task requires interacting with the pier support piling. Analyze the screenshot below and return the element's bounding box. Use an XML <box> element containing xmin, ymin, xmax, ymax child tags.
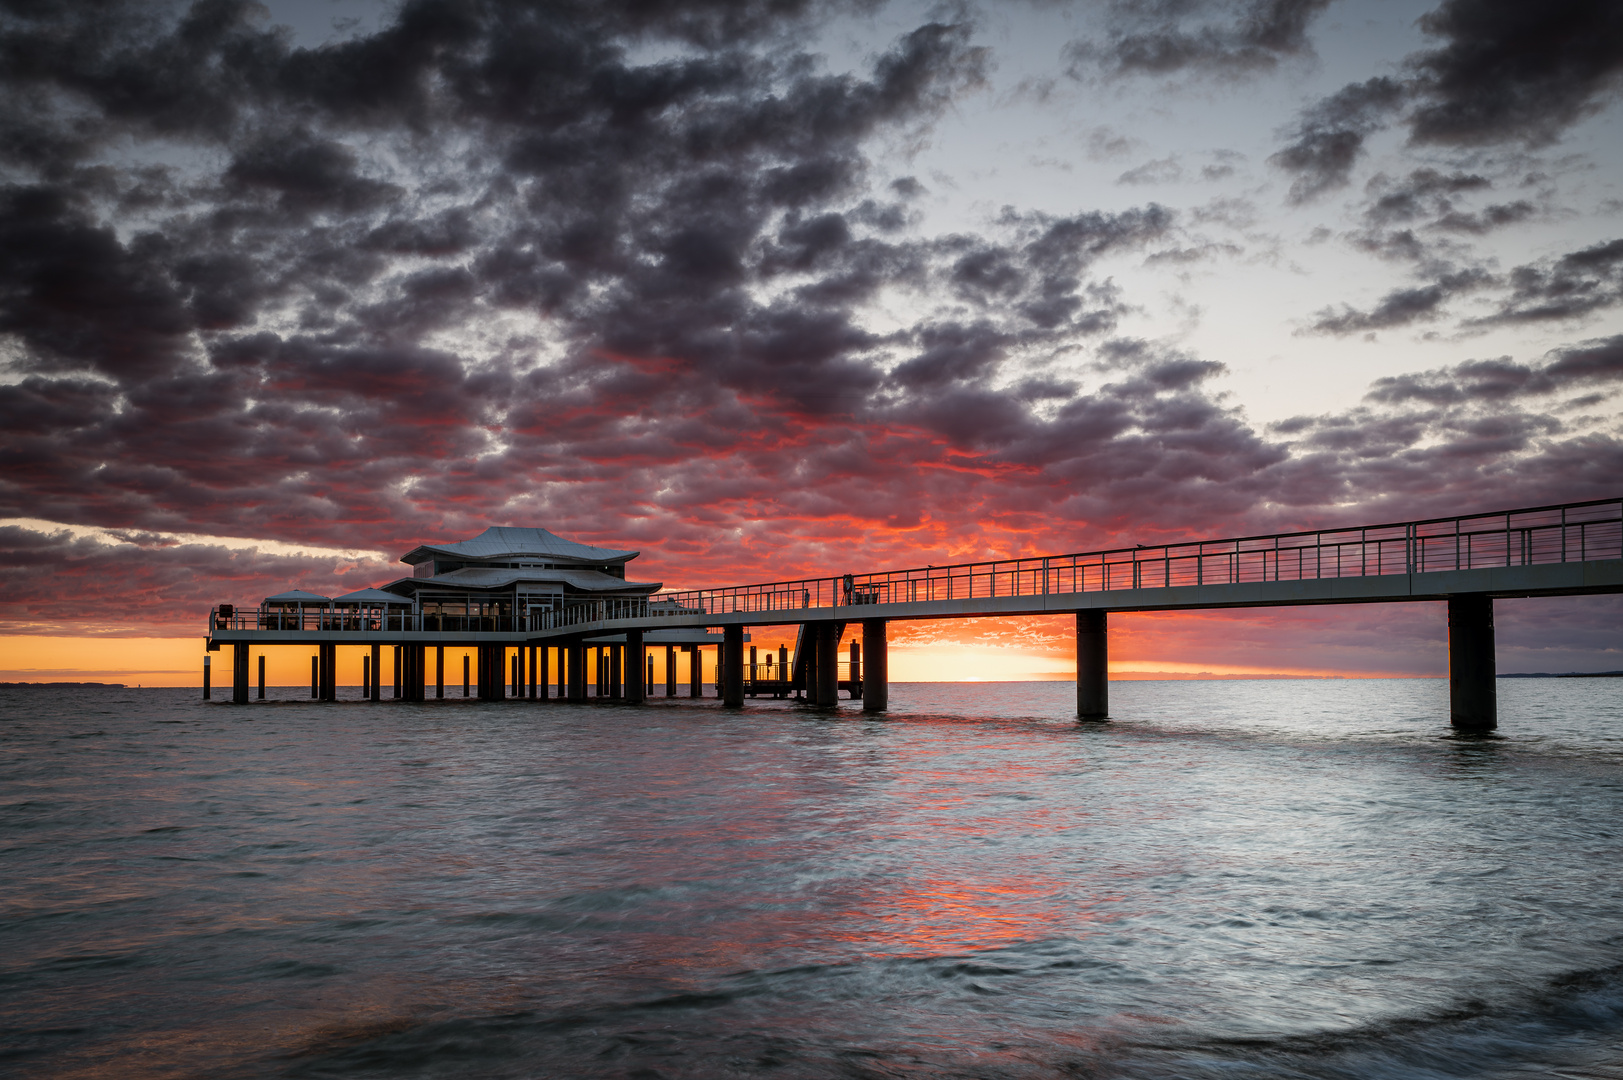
<box><xmin>539</xmin><ymin>646</ymin><xmax>550</xmax><ymax>699</ymax></box>
<box><xmin>310</xmin><ymin>655</ymin><xmax>317</xmax><ymax>699</ymax></box>
<box><xmin>436</xmin><ymin>646</ymin><xmax>444</xmax><ymax>699</ymax></box>
<box><xmin>258</xmin><ymin>654</ymin><xmax>265</xmax><ymax>700</ymax></box>
<box><xmin>320</xmin><ymin>643</ymin><xmax>337</xmax><ymax>702</ymax></box>
<box><xmin>568</xmin><ymin>643</ymin><xmax>586</xmax><ymax>702</ymax></box>
<box><xmin>463</xmin><ymin>655</ymin><xmax>470</xmax><ymax>697</ymax></box>
<box><xmin>666</xmin><ymin>646</ymin><xmax>676</xmax><ymax>697</ymax></box>
<box><xmin>627</xmin><ymin>630</ymin><xmax>645</xmax><ymax>704</ymax></box>
<box><xmin>203</xmin><ymin>655</ymin><xmax>211</xmax><ymax>700</ymax></box>
<box><xmin>723</xmin><ymin>625</ymin><xmax>745</xmax><ymax>707</ymax></box>
<box><xmin>370</xmin><ymin>644</ymin><xmax>381</xmax><ymax>701</ymax></box>
<box><xmin>862</xmin><ymin>619</ymin><xmax>887</xmax><ymax>713</ymax></box>
<box><xmin>1076</xmin><ymin>610</ymin><xmax>1108</xmax><ymax>721</ymax></box>
<box><xmin>815</xmin><ymin>623</ymin><xmax>838</xmax><ymax>707</ymax></box>
<box><xmin>849</xmin><ymin>640</ymin><xmax>860</xmax><ymax>700</ymax></box>
<box><xmin>1449</xmin><ymin>594</ymin><xmax>1497</xmax><ymax>732</ymax></box>
<box><xmin>232</xmin><ymin>642</ymin><xmax>249</xmax><ymax>704</ymax></box>
<box><xmin>687</xmin><ymin>645</ymin><xmax>701</xmax><ymax>698</ymax></box>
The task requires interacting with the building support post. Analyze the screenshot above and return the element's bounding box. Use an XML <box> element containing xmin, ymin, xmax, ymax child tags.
<box><xmin>528</xmin><ymin>646</ymin><xmax>536</xmax><ymax>699</ymax></box>
<box><xmin>849</xmin><ymin>640</ymin><xmax>861</xmax><ymax>699</ymax></box>
<box><xmin>511</xmin><ymin>651</ymin><xmax>520</xmax><ymax>698</ymax></box>
<box><xmin>568</xmin><ymin>643</ymin><xmax>586</xmax><ymax>702</ymax></box>
<box><xmin>462</xmin><ymin>654</ymin><xmax>470</xmax><ymax>698</ymax></box>
<box><xmin>665</xmin><ymin>645</ymin><xmax>676</xmax><ymax>697</ymax></box>
<box><xmin>1449</xmin><ymin>594</ymin><xmax>1497</xmax><ymax>731</ymax></box>
<box><xmin>722</xmin><ymin>625</ymin><xmax>745</xmax><ymax>707</ymax></box>
<box><xmin>393</xmin><ymin>646</ymin><xmax>402</xmax><ymax>699</ymax></box>
<box><xmin>816</xmin><ymin>622</ymin><xmax>838</xmax><ymax>707</ymax></box>
<box><xmin>321</xmin><ymin>643</ymin><xmax>337</xmax><ymax>702</ymax></box>
<box><xmin>862</xmin><ymin>620</ymin><xmax>887</xmax><ymax>713</ymax></box>
<box><xmin>609</xmin><ymin>644</ymin><xmax>623</xmax><ymax>699</ymax></box>
<box><xmin>687</xmin><ymin>645</ymin><xmax>701</xmax><ymax>698</ymax></box>
<box><xmin>798</xmin><ymin>624</ymin><xmax>816</xmax><ymax>701</ymax></box>
<box><xmin>370</xmin><ymin>644</ymin><xmax>381</xmax><ymax>701</ymax></box>
<box><xmin>203</xmin><ymin>654</ymin><xmax>211</xmax><ymax>700</ymax></box>
<box><xmin>539</xmin><ymin>646</ymin><xmax>550</xmax><ymax>699</ymax></box>
<box><xmin>436</xmin><ymin>646</ymin><xmax>444</xmax><ymax>699</ymax></box>
<box><xmin>258</xmin><ymin>654</ymin><xmax>265</xmax><ymax>700</ymax></box>
<box><xmin>627</xmin><ymin>629</ymin><xmax>645</xmax><ymax>704</ymax></box>
<box><xmin>232</xmin><ymin>642</ymin><xmax>249</xmax><ymax>704</ymax></box>
<box><xmin>1077</xmin><ymin>609</ymin><xmax>1108</xmax><ymax>721</ymax></box>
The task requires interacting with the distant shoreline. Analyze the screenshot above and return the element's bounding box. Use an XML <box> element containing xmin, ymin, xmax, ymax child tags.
<box><xmin>0</xmin><ymin>681</ymin><xmax>128</xmax><ymax>688</ymax></box>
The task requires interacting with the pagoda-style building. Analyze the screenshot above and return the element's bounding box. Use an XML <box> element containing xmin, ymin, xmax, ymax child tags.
<box><xmin>380</xmin><ymin>526</ymin><xmax>661</xmax><ymax>626</ymax></box>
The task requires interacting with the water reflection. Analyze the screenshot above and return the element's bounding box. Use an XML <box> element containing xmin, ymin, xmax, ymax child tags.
<box><xmin>2</xmin><ymin>681</ymin><xmax>1622</xmax><ymax>1078</ymax></box>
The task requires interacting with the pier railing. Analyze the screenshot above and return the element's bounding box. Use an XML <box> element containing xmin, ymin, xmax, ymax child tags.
<box><xmin>210</xmin><ymin>497</ymin><xmax>1621</xmax><ymax>635</ymax></box>
<box><xmin>606</xmin><ymin>496</ymin><xmax>1623</xmax><ymax>624</ymax></box>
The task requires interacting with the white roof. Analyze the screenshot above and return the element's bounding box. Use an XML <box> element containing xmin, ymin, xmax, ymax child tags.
<box><xmin>401</xmin><ymin>526</ymin><xmax>636</xmax><ymax>565</ymax></box>
<box><xmin>332</xmin><ymin>588</ymin><xmax>412</xmax><ymax>605</ymax></box>
<box><xmin>264</xmin><ymin>589</ymin><xmax>330</xmax><ymax>603</ymax></box>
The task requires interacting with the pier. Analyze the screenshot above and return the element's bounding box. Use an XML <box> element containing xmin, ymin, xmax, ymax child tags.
<box><xmin>206</xmin><ymin>497</ymin><xmax>1623</xmax><ymax>731</ymax></box>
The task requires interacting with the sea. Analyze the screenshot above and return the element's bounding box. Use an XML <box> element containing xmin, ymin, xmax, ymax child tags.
<box><xmin>4</xmin><ymin>679</ymin><xmax>1623</xmax><ymax>1079</ymax></box>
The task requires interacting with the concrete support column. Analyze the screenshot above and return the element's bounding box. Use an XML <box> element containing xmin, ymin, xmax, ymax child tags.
<box><xmin>1077</xmin><ymin>609</ymin><xmax>1108</xmax><ymax>721</ymax></box>
<box><xmin>370</xmin><ymin>644</ymin><xmax>381</xmax><ymax>701</ymax></box>
<box><xmin>816</xmin><ymin>622</ymin><xmax>838</xmax><ymax>707</ymax></box>
<box><xmin>627</xmin><ymin>629</ymin><xmax>645</xmax><ymax>704</ymax></box>
<box><xmin>436</xmin><ymin>646</ymin><xmax>444</xmax><ymax>699</ymax></box>
<box><xmin>568</xmin><ymin>643</ymin><xmax>586</xmax><ymax>702</ymax></box>
<box><xmin>608</xmin><ymin>645</ymin><xmax>621</xmax><ymax>699</ymax></box>
<box><xmin>666</xmin><ymin>645</ymin><xmax>676</xmax><ymax>696</ymax></box>
<box><xmin>1449</xmin><ymin>594</ymin><xmax>1497</xmax><ymax>731</ymax></box>
<box><xmin>723</xmin><ymin>625</ymin><xmax>745</xmax><ymax>707</ymax></box>
<box><xmin>393</xmin><ymin>646</ymin><xmax>402</xmax><ymax>699</ymax></box>
<box><xmin>799</xmin><ymin>625</ymin><xmax>816</xmax><ymax>700</ymax></box>
<box><xmin>539</xmin><ymin>646</ymin><xmax>550</xmax><ymax>700</ymax></box>
<box><xmin>413</xmin><ymin>646</ymin><xmax>427</xmax><ymax>701</ymax></box>
<box><xmin>511</xmin><ymin>651</ymin><xmax>520</xmax><ymax>698</ymax></box>
<box><xmin>528</xmin><ymin>647</ymin><xmax>536</xmax><ymax>699</ymax></box>
<box><xmin>849</xmin><ymin>640</ymin><xmax>860</xmax><ymax>700</ymax></box>
<box><xmin>862</xmin><ymin>619</ymin><xmax>887</xmax><ymax>713</ymax></box>
<box><xmin>258</xmin><ymin>654</ymin><xmax>265</xmax><ymax>700</ymax></box>
<box><xmin>320</xmin><ymin>643</ymin><xmax>337</xmax><ymax>702</ymax></box>
<box><xmin>232</xmin><ymin>642</ymin><xmax>249</xmax><ymax>704</ymax></box>
<box><xmin>203</xmin><ymin>654</ymin><xmax>212</xmax><ymax>700</ymax></box>
<box><xmin>462</xmin><ymin>654</ymin><xmax>470</xmax><ymax>698</ymax></box>
<box><xmin>688</xmin><ymin>645</ymin><xmax>701</xmax><ymax>698</ymax></box>
<box><xmin>310</xmin><ymin>655</ymin><xmax>317</xmax><ymax>699</ymax></box>
<box><xmin>749</xmin><ymin>645</ymin><xmax>758</xmax><ymax>696</ymax></box>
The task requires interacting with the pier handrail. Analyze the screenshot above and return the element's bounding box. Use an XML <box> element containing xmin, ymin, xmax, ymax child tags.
<box><xmin>208</xmin><ymin>497</ymin><xmax>1621</xmax><ymax>633</ymax></box>
<box><xmin>633</xmin><ymin>496</ymin><xmax>1623</xmax><ymax>623</ymax></box>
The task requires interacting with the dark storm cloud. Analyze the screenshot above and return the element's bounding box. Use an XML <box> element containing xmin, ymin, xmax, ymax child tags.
<box><xmin>1307</xmin><ymin>267</ymin><xmax>1492</xmax><ymax>335</ymax></box>
<box><xmin>1365</xmin><ymin>335</ymin><xmax>1623</xmax><ymax>405</ymax></box>
<box><xmin>1271</xmin><ymin>0</ymin><xmax>1623</xmax><ymax>199</ymax></box>
<box><xmin>1474</xmin><ymin>237</ymin><xmax>1623</xmax><ymax>325</ymax></box>
<box><xmin>1066</xmin><ymin>0</ymin><xmax>1333</xmax><ymax>78</ymax></box>
<box><xmin>1269</xmin><ymin>77</ymin><xmax>1405</xmax><ymax>203</ymax></box>
<box><xmin>1407</xmin><ymin>0</ymin><xmax>1623</xmax><ymax>146</ymax></box>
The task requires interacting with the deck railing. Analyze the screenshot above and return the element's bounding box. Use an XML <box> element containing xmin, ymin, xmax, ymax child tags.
<box><xmin>211</xmin><ymin>497</ymin><xmax>1621</xmax><ymax>635</ymax></box>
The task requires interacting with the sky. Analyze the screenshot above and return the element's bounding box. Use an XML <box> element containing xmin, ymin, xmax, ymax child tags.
<box><xmin>0</xmin><ymin>0</ymin><xmax>1620</xmax><ymax>685</ymax></box>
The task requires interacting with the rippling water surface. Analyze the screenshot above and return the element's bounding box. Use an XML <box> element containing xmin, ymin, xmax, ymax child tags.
<box><xmin>5</xmin><ymin>679</ymin><xmax>1623</xmax><ymax>1078</ymax></box>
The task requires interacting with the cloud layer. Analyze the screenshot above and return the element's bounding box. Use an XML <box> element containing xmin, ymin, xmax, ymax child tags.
<box><xmin>0</xmin><ymin>0</ymin><xmax>1618</xmax><ymax>666</ymax></box>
